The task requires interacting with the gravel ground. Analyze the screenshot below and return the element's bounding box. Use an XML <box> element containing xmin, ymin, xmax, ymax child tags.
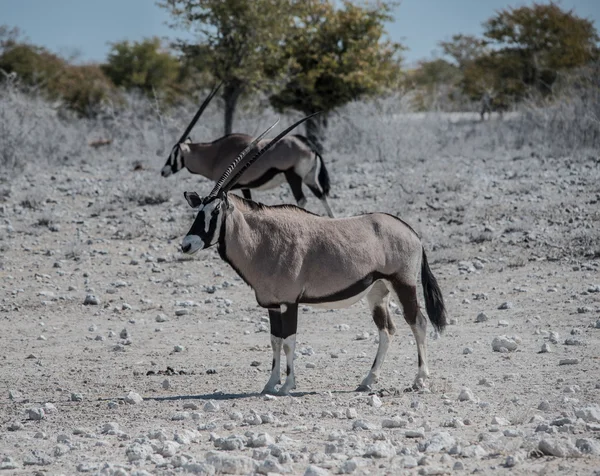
<box><xmin>1</xmin><ymin>115</ymin><xmax>599</xmax><ymax>475</ymax></box>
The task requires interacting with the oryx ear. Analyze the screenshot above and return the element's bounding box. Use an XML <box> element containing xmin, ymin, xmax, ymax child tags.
<box><xmin>184</xmin><ymin>191</ymin><xmax>202</xmax><ymax>208</ymax></box>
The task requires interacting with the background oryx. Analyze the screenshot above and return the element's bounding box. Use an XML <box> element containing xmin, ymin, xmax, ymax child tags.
<box><xmin>161</xmin><ymin>84</ymin><xmax>334</xmax><ymax>217</ymax></box>
<box><xmin>180</xmin><ymin>114</ymin><xmax>447</xmax><ymax>396</ymax></box>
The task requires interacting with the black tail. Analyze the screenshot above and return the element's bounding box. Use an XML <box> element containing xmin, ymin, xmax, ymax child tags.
<box><xmin>293</xmin><ymin>134</ymin><xmax>330</xmax><ymax>197</ymax></box>
<box><xmin>421</xmin><ymin>248</ymin><xmax>447</xmax><ymax>332</ymax></box>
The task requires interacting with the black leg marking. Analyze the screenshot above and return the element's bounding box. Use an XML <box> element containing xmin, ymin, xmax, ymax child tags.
<box><xmin>268</xmin><ymin>309</ymin><xmax>283</xmax><ymax>338</ymax></box>
<box><xmin>242</xmin><ymin>189</ymin><xmax>252</xmax><ymax>200</ymax></box>
<box><xmin>372</xmin><ymin>306</ymin><xmax>387</xmax><ymax>331</ymax></box>
<box><xmin>391</xmin><ymin>281</ymin><xmax>419</xmax><ymax>326</ymax></box>
<box><xmin>284</xmin><ymin>171</ymin><xmax>306</xmax><ymax>206</ymax></box>
<box><xmin>281</xmin><ymin>303</ymin><xmax>298</xmax><ymax>339</ymax></box>
<box><xmin>286</xmin><ymin>365</ymin><xmax>291</xmax><ymax>376</ymax></box>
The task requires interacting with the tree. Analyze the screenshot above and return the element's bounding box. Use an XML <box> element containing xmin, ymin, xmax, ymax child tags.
<box><xmin>159</xmin><ymin>0</ymin><xmax>295</xmax><ymax>135</ymax></box>
<box><xmin>406</xmin><ymin>59</ymin><xmax>461</xmax><ymax>111</ymax></box>
<box><xmin>0</xmin><ymin>41</ymin><xmax>114</xmax><ymax>116</ymax></box>
<box><xmin>268</xmin><ymin>0</ymin><xmax>402</xmax><ymax>152</ymax></box>
<box><xmin>102</xmin><ymin>37</ymin><xmax>182</xmax><ymax>101</ymax></box>
<box><xmin>439</xmin><ymin>34</ymin><xmax>489</xmax><ymax>70</ymax></box>
<box><xmin>482</xmin><ymin>2</ymin><xmax>599</xmax><ymax>97</ymax></box>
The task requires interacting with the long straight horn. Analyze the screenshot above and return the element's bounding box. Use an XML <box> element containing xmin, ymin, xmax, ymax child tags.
<box><xmin>207</xmin><ymin>118</ymin><xmax>280</xmax><ymax>198</ymax></box>
<box><xmin>177</xmin><ymin>82</ymin><xmax>222</xmax><ymax>144</ymax></box>
<box><xmin>222</xmin><ymin>112</ymin><xmax>321</xmax><ymax>194</ymax></box>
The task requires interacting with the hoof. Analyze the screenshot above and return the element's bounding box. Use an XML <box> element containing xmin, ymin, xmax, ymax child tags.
<box><xmin>261</xmin><ymin>386</ymin><xmax>278</xmax><ymax>396</ymax></box>
<box><xmin>355</xmin><ymin>384</ymin><xmax>372</xmax><ymax>392</ymax></box>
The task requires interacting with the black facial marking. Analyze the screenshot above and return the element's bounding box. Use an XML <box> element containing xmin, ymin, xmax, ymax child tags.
<box><xmin>186</xmin><ymin>200</ymin><xmax>222</xmax><ymax>248</ymax></box>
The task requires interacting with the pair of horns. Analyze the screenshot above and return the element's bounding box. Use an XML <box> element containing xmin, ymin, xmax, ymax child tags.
<box><xmin>208</xmin><ymin>112</ymin><xmax>321</xmax><ymax>198</ymax></box>
<box><xmin>176</xmin><ymin>82</ymin><xmax>223</xmax><ymax>145</ymax></box>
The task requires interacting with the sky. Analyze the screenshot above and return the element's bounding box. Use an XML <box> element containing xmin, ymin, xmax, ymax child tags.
<box><xmin>1</xmin><ymin>0</ymin><xmax>599</xmax><ymax>67</ymax></box>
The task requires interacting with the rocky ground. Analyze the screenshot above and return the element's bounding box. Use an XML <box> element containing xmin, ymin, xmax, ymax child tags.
<box><xmin>1</xmin><ymin>114</ymin><xmax>599</xmax><ymax>475</ymax></box>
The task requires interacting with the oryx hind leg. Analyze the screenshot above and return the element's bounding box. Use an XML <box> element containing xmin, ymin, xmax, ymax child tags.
<box><xmin>391</xmin><ymin>279</ymin><xmax>429</xmax><ymax>389</ymax></box>
<box><xmin>357</xmin><ymin>280</ymin><xmax>395</xmax><ymax>391</ymax></box>
<box><xmin>284</xmin><ymin>170</ymin><xmax>307</xmax><ymax>208</ymax></box>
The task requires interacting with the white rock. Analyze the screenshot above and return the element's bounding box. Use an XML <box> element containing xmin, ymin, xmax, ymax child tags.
<box><xmin>204</xmin><ymin>400</ymin><xmax>220</xmax><ymax>412</ymax></box>
<box><xmin>27</xmin><ymin>408</ymin><xmax>45</xmax><ymax>420</ymax></box>
<box><xmin>364</xmin><ymin>441</ymin><xmax>396</xmax><ymax>458</ymax></box>
<box><xmin>368</xmin><ymin>395</ymin><xmax>382</xmax><ymax>408</ymax></box>
<box><xmin>575</xmin><ymin>438</ymin><xmax>600</xmax><ymax>455</ymax></box>
<box><xmin>183</xmin><ymin>462</ymin><xmax>216</xmax><ymax>474</ymax></box>
<box><xmin>574</xmin><ymin>406</ymin><xmax>600</xmax><ymax>423</ymax></box>
<box><xmin>156</xmin><ymin>314</ymin><xmax>168</xmax><ymax>322</ymax></box>
<box><xmin>491</xmin><ymin>416</ymin><xmax>510</xmax><ymax>426</ymax></box>
<box><xmin>382</xmin><ymin>417</ymin><xmax>408</xmax><ymax>428</ymax></box>
<box><xmin>352</xmin><ymin>419</ymin><xmax>374</xmax><ymax>430</ymax></box>
<box><xmin>462</xmin><ymin>445</ymin><xmax>488</xmax><ymax>458</ymax></box>
<box><xmin>247</xmin><ymin>432</ymin><xmax>274</xmax><ymax>447</ymax></box>
<box><xmin>458</xmin><ymin>387</ymin><xmax>476</xmax><ymax>402</ymax></box>
<box><xmin>491</xmin><ymin>335</ymin><xmax>519</xmax><ymax>352</ymax></box>
<box><xmin>540</xmin><ymin>343</ymin><xmax>551</xmax><ymax>353</ymax></box>
<box><xmin>538</xmin><ymin>437</ymin><xmax>582</xmax><ymax>458</ymax></box>
<box><xmin>124</xmin><ymin>391</ymin><xmax>143</xmax><ymax>405</ymax></box>
<box><xmin>538</xmin><ymin>400</ymin><xmax>551</xmax><ymax>411</ymax></box>
<box><xmin>42</xmin><ymin>403</ymin><xmax>57</xmax><ymax>414</ymax></box>
<box><xmin>160</xmin><ymin>440</ymin><xmax>180</xmax><ymax>457</ymax></box>
<box><xmin>418</xmin><ymin>432</ymin><xmax>455</xmax><ymax>453</ymax></box>
<box><xmin>304</xmin><ymin>465</ymin><xmax>329</xmax><ymax>476</ymax></box>
<box><xmin>405</xmin><ymin>428</ymin><xmax>425</xmax><ymax>438</ymax></box>
<box><xmin>101</xmin><ymin>422</ymin><xmax>119</xmax><ymax>434</ymax></box>
<box><xmin>559</xmin><ymin>358</ymin><xmax>580</xmax><ymax>365</ymax></box>
<box><xmin>206</xmin><ymin>451</ymin><xmax>257</xmax><ymax>474</ymax></box>
<box><xmin>346</xmin><ymin>408</ymin><xmax>358</xmax><ymax>419</ymax></box>
<box><xmin>214</xmin><ymin>435</ymin><xmax>246</xmax><ymax>451</ymax></box>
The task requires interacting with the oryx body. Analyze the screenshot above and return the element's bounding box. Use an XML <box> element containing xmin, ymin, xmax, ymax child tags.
<box><xmin>163</xmin><ymin>133</ymin><xmax>333</xmax><ymax>217</ymax></box>
<box><xmin>179</xmin><ymin>115</ymin><xmax>447</xmax><ymax>396</ymax></box>
<box><xmin>161</xmin><ymin>84</ymin><xmax>334</xmax><ymax>217</ymax></box>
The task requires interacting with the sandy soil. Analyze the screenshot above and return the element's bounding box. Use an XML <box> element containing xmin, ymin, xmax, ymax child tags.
<box><xmin>1</xmin><ymin>119</ymin><xmax>599</xmax><ymax>475</ymax></box>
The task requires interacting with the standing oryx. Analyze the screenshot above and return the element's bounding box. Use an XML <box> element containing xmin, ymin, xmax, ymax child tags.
<box><xmin>161</xmin><ymin>84</ymin><xmax>334</xmax><ymax>217</ymax></box>
<box><xmin>179</xmin><ymin>114</ymin><xmax>447</xmax><ymax>395</ymax></box>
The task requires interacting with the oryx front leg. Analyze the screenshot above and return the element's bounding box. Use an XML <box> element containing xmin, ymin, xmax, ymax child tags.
<box><xmin>262</xmin><ymin>309</ymin><xmax>283</xmax><ymax>395</ymax></box>
<box><xmin>278</xmin><ymin>303</ymin><xmax>298</xmax><ymax>396</ymax></box>
<box><xmin>357</xmin><ymin>281</ymin><xmax>395</xmax><ymax>391</ymax></box>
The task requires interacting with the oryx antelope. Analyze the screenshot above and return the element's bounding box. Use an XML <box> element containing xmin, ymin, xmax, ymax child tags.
<box><xmin>161</xmin><ymin>84</ymin><xmax>334</xmax><ymax>217</ymax></box>
<box><xmin>180</xmin><ymin>114</ymin><xmax>447</xmax><ymax>395</ymax></box>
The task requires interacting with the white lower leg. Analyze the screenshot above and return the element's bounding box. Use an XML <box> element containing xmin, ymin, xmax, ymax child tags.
<box><xmin>262</xmin><ymin>335</ymin><xmax>282</xmax><ymax>394</ymax></box>
<box><xmin>359</xmin><ymin>330</ymin><xmax>390</xmax><ymax>390</ymax></box>
<box><xmin>278</xmin><ymin>334</ymin><xmax>296</xmax><ymax>395</ymax></box>
<box><xmin>411</xmin><ymin>316</ymin><xmax>429</xmax><ymax>386</ymax></box>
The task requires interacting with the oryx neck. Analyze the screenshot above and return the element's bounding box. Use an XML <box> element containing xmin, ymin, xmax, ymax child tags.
<box><xmin>182</xmin><ymin>142</ymin><xmax>221</xmax><ymax>179</ymax></box>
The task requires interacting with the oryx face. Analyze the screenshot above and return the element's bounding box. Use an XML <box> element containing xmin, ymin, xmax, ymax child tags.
<box><xmin>181</xmin><ymin>192</ymin><xmax>226</xmax><ymax>254</ymax></box>
<box><xmin>161</xmin><ymin>139</ymin><xmax>191</xmax><ymax>177</ymax></box>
